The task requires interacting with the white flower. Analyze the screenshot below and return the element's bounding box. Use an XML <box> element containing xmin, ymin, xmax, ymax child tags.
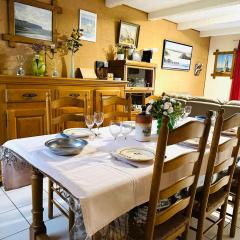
<box><xmin>146</xmin><ymin>105</ymin><xmax>152</xmax><ymax>114</ymax></box>
<box><xmin>163</xmin><ymin>111</ymin><xmax>168</xmax><ymax>115</ymax></box>
<box><xmin>170</xmin><ymin>99</ymin><xmax>176</xmax><ymax>104</ymax></box>
<box><xmin>168</xmin><ymin>107</ymin><xmax>174</xmax><ymax>114</ymax></box>
<box><xmin>162</xmin><ymin>96</ymin><xmax>167</xmax><ymax>101</ymax></box>
<box><xmin>149</xmin><ymin>99</ymin><xmax>155</xmax><ymax>104</ymax></box>
<box><xmin>163</xmin><ymin>102</ymin><xmax>172</xmax><ymax>110</ymax></box>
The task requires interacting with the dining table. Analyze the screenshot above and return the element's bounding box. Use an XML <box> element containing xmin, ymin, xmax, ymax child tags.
<box><xmin>0</xmin><ymin>119</ymin><xmax>227</xmax><ymax>240</ymax></box>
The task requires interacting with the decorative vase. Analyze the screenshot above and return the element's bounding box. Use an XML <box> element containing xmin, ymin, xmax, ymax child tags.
<box><xmin>117</xmin><ymin>54</ymin><xmax>124</xmax><ymax>60</ymax></box>
<box><xmin>70</xmin><ymin>52</ymin><xmax>75</xmax><ymax>78</ymax></box>
<box><xmin>32</xmin><ymin>54</ymin><xmax>46</xmax><ymax>76</ymax></box>
<box><xmin>157</xmin><ymin>116</ymin><xmax>175</xmax><ymax>133</ymax></box>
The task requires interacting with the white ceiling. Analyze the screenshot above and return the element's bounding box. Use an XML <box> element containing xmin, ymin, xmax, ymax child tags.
<box><xmin>105</xmin><ymin>0</ymin><xmax>240</xmax><ymax>37</ymax></box>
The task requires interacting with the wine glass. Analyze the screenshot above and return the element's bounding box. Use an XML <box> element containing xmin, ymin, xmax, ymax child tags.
<box><xmin>94</xmin><ymin>112</ymin><xmax>104</xmax><ymax>135</ymax></box>
<box><xmin>184</xmin><ymin>105</ymin><xmax>192</xmax><ymax>118</ymax></box>
<box><xmin>109</xmin><ymin>121</ymin><xmax>122</xmax><ymax>141</ymax></box>
<box><xmin>121</xmin><ymin>121</ymin><xmax>133</xmax><ymax>141</ymax></box>
<box><xmin>85</xmin><ymin>115</ymin><xmax>95</xmax><ymax>138</ymax></box>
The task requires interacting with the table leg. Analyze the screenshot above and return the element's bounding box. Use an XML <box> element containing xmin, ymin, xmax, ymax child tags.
<box><xmin>30</xmin><ymin>167</ymin><xmax>47</xmax><ymax>240</ymax></box>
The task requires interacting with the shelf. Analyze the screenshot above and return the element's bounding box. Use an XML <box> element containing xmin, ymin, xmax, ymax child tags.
<box><xmin>108</xmin><ymin>60</ymin><xmax>157</xmax><ymax>69</ymax></box>
<box><xmin>125</xmin><ymin>87</ymin><xmax>154</xmax><ymax>93</ymax></box>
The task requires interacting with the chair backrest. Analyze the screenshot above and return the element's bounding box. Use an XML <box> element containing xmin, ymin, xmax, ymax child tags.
<box><xmin>100</xmin><ymin>94</ymin><xmax>131</xmax><ymax>123</ymax></box>
<box><xmin>145</xmin><ymin>112</ymin><xmax>212</xmax><ymax>240</ymax></box>
<box><xmin>200</xmin><ymin>110</ymin><xmax>240</xmax><ymax>214</ymax></box>
<box><xmin>46</xmin><ymin>93</ymin><xmax>87</xmax><ymax>134</ymax></box>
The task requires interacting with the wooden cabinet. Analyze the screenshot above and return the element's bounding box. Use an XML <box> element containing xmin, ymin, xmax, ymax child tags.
<box><xmin>0</xmin><ymin>76</ymin><xmax>127</xmax><ymax>144</ymax></box>
<box><xmin>108</xmin><ymin>60</ymin><xmax>157</xmax><ymax>113</ymax></box>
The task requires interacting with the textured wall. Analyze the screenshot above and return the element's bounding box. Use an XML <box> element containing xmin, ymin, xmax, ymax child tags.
<box><xmin>0</xmin><ymin>0</ymin><xmax>210</xmax><ymax>96</ymax></box>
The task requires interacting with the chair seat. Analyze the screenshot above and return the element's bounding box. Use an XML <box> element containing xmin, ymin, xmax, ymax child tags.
<box><xmin>193</xmin><ymin>190</ymin><xmax>228</xmax><ymax>216</ymax></box>
<box><xmin>128</xmin><ymin>204</ymin><xmax>189</xmax><ymax>240</ymax></box>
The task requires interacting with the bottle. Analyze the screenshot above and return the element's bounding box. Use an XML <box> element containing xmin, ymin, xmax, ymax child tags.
<box><xmin>135</xmin><ymin>105</ymin><xmax>152</xmax><ymax>142</ymax></box>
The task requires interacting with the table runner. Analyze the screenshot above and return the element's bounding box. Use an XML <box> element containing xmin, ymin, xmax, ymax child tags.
<box><xmin>1</xmin><ymin>124</ymin><xmax>199</xmax><ymax>237</ymax></box>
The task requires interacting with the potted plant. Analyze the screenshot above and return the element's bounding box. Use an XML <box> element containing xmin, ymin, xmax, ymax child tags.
<box><xmin>116</xmin><ymin>45</ymin><xmax>124</xmax><ymax>60</ymax></box>
<box><xmin>146</xmin><ymin>95</ymin><xmax>183</xmax><ymax>132</ymax></box>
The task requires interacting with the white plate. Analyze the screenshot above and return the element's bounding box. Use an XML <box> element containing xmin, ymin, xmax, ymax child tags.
<box><xmin>116</xmin><ymin>147</ymin><xmax>155</xmax><ymax>162</ymax></box>
<box><xmin>63</xmin><ymin>128</ymin><xmax>92</xmax><ymax>138</ymax></box>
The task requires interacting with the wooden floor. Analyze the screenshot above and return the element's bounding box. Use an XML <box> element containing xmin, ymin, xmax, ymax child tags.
<box><xmin>0</xmin><ymin>178</ymin><xmax>240</xmax><ymax>240</ymax></box>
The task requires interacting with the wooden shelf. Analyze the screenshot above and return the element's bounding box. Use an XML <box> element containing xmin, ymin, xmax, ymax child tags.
<box><xmin>108</xmin><ymin>60</ymin><xmax>157</xmax><ymax>69</ymax></box>
<box><xmin>125</xmin><ymin>87</ymin><xmax>154</xmax><ymax>93</ymax></box>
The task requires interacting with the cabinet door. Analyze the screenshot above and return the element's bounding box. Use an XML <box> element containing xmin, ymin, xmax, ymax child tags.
<box><xmin>6</xmin><ymin>109</ymin><xmax>47</xmax><ymax>140</ymax></box>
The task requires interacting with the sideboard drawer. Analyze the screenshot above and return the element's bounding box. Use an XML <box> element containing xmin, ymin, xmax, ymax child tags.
<box><xmin>5</xmin><ymin>89</ymin><xmax>50</xmax><ymax>103</ymax></box>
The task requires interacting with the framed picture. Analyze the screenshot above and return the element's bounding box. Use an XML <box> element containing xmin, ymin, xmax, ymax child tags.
<box><xmin>2</xmin><ymin>0</ymin><xmax>61</xmax><ymax>47</ymax></box>
<box><xmin>211</xmin><ymin>49</ymin><xmax>237</xmax><ymax>79</ymax></box>
<box><xmin>161</xmin><ymin>40</ymin><xmax>193</xmax><ymax>71</ymax></box>
<box><xmin>79</xmin><ymin>10</ymin><xmax>97</xmax><ymax>42</ymax></box>
<box><xmin>118</xmin><ymin>21</ymin><xmax>140</xmax><ymax>48</ymax></box>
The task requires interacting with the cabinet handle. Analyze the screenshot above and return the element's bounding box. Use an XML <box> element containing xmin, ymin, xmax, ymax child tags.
<box><xmin>69</xmin><ymin>93</ymin><xmax>80</xmax><ymax>98</ymax></box>
<box><xmin>22</xmin><ymin>93</ymin><xmax>38</xmax><ymax>99</ymax></box>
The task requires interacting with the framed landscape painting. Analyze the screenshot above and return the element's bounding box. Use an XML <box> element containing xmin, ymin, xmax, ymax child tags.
<box><xmin>2</xmin><ymin>0</ymin><xmax>61</xmax><ymax>47</ymax></box>
<box><xmin>79</xmin><ymin>10</ymin><xmax>97</xmax><ymax>42</ymax></box>
<box><xmin>118</xmin><ymin>21</ymin><xmax>140</xmax><ymax>48</ymax></box>
<box><xmin>14</xmin><ymin>1</ymin><xmax>53</xmax><ymax>41</ymax></box>
<box><xmin>211</xmin><ymin>49</ymin><xmax>237</xmax><ymax>79</ymax></box>
<box><xmin>161</xmin><ymin>40</ymin><xmax>193</xmax><ymax>71</ymax></box>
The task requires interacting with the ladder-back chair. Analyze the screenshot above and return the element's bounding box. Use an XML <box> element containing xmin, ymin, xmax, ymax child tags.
<box><xmin>129</xmin><ymin>112</ymin><xmax>212</xmax><ymax>240</ymax></box>
<box><xmin>192</xmin><ymin>110</ymin><xmax>240</xmax><ymax>240</ymax></box>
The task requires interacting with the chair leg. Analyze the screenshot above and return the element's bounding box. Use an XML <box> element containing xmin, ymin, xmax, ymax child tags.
<box><xmin>217</xmin><ymin>200</ymin><xmax>228</xmax><ymax>240</ymax></box>
<box><xmin>230</xmin><ymin>187</ymin><xmax>240</xmax><ymax>237</ymax></box>
<box><xmin>196</xmin><ymin>217</ymin><xmax>205</xmax><ymax>240</ymax></box>
<box><xmin>48</xmin><ymin>179</ymin><xmax>53</xmax><ymax>219</ymax></box>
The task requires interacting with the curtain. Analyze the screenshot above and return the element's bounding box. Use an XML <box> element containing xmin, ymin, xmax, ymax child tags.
<box><xmin>229</xmin><ymin>41</ymin><xmax>240</xmax><ymax>100</ymax></box>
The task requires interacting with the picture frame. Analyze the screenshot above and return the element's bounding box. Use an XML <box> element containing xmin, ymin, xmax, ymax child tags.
<box><xmin>118</xmin><ymin>21</ymin><xmax>140</xmax><ymax>48</ymax></box>
<box><xmin>79</xmin><ymin>10</ymin><xmax>97</xmax><ymax>43</ymax></box>
<box><xmin>2</xmin><ymin>0</ymin><xmax>62</xmax><ymax>47</ymax></box>
<box><xmin>211</xmin><ymin>49</ymin><xmax>237</xmax><ymax>79</ymax></box>
<box><xmin>161</xmin><ymin>40</ymin><xmax>193</xmax><ymax>71</ymax></box>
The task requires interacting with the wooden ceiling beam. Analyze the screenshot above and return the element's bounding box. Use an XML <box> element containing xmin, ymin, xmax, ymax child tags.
<box><xmin>148</xmin><ymin>0</ymin><xmax>240</xmax><ymax>20</ymax></box>
<box><xmin>200</xmin><ymin>27</ymin><xmax>240</xmax><ymax>37</ymax></box>
<box><xmin>105</xmin><ymin>0</ymin><xmax>125</xmax><ymax>8</ymax></box>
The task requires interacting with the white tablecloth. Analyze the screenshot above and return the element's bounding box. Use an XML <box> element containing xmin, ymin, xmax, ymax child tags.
<box><xmin>2</xmin><ymin>120</ymin><xmax>199</xmax><ymax>236</ymax></box>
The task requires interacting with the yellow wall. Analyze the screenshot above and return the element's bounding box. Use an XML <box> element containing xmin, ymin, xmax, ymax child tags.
<box><xmin>0</xmin><ymin>0</ymin><xmax>210</xmax><ymax>96</ymax></box>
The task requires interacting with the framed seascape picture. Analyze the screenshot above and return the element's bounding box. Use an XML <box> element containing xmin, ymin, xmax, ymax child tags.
<box><xmin>118</xmin><ymin>21</ymin><xmax>140</xmax><ymax>48</ymax></box>
<box><xmin>161</xmin><ymin>40</ymin><xmax>193</xmax><ymax>71</ymax></box>
<box><xmin>3</xmin><ymin>0</ymin><xmax>61</xmax><ymax>47</ymax></box>
<box><xmin>14</xmin><ymin>2</ymin><xmax>52</xmax><ymax>41</ymax></box>
<box><xmin>79</xmin><ymin>10</ymin><xmax>97</xmax><ymax>42</ymax></box>
<box><xmin>211</xmin><ymin>50</ymin><xmax>237</xmax><ymax>79</ymax></box>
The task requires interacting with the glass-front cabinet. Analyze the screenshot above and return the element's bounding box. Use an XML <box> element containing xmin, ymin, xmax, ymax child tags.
<box><xmin>108</xmin><ymin>60</ymin><xmax>157</xmax><ymax>115</ymax></box>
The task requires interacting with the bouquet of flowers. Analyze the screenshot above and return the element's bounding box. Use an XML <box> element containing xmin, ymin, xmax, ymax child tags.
<box><xmin>146</xmin><ymin>95</ymin><xmax>183</xmax><ymax>130</ymax></box>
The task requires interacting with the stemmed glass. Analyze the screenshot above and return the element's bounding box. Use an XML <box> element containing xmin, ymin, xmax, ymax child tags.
<box><xmin>16</xmin><ymin>55</ymin><xmax>25</xmax><ymax>76</ymax></box>
<box><xmin>85</xmin><ymin>115</ymin><xmax>95</xmax><ymax>138</ymax></box>
<box><xmin>184</xmin><ymin>105</ymin><xmax>192</xmax><ymax>118</ymax></box>
<box><xmin>94</xmin><ymin>112</ymin><xmax>104</xmax><ymax>135</ymax></box>
<box><xmin>109</xmin><ymin>121</ymin><xmax>122</xmax><ymax>141</ymax></box>
<box><xmin>121</xmin><ymin>121</ymin><xmax>133</xmax><ymax>141</ymax></box>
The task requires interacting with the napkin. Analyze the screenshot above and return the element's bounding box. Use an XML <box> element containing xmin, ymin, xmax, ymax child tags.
<box><xmin>110</xmin><ymin>152</ymin><xmax>153</xmax><ymax>168</ymax></box>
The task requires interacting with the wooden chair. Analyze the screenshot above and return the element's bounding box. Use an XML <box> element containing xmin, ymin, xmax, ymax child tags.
<box><xmin>128</xmin><ymin>112</ymin><xmax>212</xmax><ymax>240</ymax></box>
<box><xmin>192</xmin><ymin>110</ymin><xmax>240</xmax><ymax>240</ymax></box>
<box><xmin>46</xmin><ymin>93</ymin><xmax>88</xmax><ymax>231</ymax></box>
<box><xmin>223</xmin><ymin>114</ymin><xmax>240</xmax><ymax>237</ymax></box>
<box><xmin>100</xmin><ymin>94</ymin><xmax>131</xmax><ymax>124</ymax></box>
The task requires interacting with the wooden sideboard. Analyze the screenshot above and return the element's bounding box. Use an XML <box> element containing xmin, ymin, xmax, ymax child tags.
<box><xmin>0</xmin><ymin>75</ymin><xmax>127</xmax><ymax>144</ymax></box>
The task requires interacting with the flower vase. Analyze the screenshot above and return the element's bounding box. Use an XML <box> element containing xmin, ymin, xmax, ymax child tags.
<box><xmin>32</xmin><ymin>54</ymin><xmax>46</xmax><ymax>76</ymax></box>
<box><xmin>157</xmin><ymin>116</ymin><xmax>175</xmax><ymax>133</ymax></box>
<box><xmin>70</xmin><ymin>53</ymin><xmax>75</xmax><ymax>78</ymax></box>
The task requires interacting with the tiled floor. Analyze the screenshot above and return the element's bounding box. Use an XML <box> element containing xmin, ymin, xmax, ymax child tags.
<box><xmin>0</xmin><ymin>178</ymin><xmax>240</xmax><ymax>240</ymax></box>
